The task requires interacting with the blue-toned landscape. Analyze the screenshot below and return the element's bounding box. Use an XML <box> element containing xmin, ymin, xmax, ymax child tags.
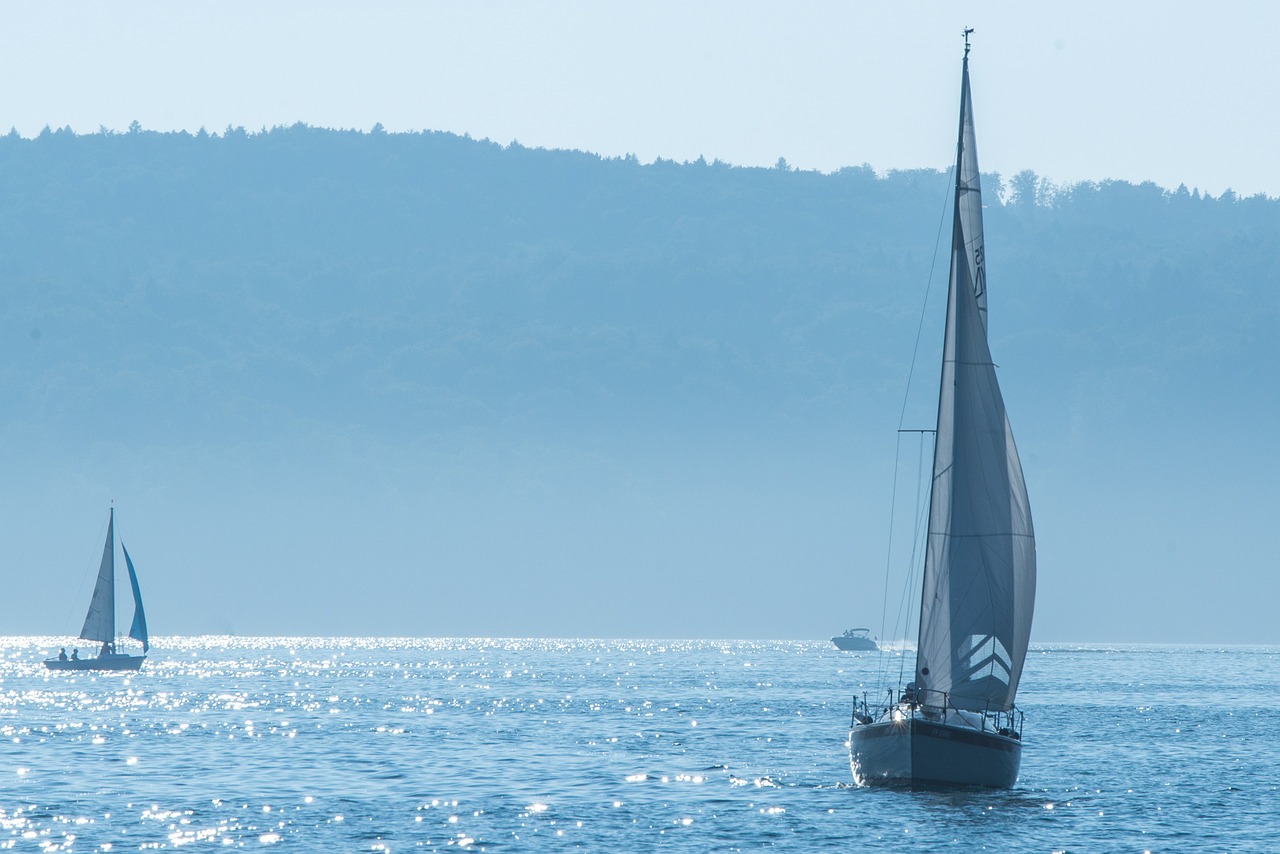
<box><xmin>4</xmin><ymin>3</ymin><xmax>1279</xmax><ymax>849</ymax></box>
<box><xmin>2</xmin><ymin>125</ymin><xmax>1277</xmax><ymax>642</ymax></box>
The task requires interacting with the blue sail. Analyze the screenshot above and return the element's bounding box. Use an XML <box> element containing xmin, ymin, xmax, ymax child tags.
<box><xmin>122</xmin><ymin>543</ymin><xmax>149</xmax><ymax>653</ymax></box>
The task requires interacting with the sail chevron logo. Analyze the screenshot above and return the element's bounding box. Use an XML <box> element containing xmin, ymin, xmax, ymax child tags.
<box><xmin>959</xmin><ymin>634</ymin><xmax>1011</xmax><ymax>685</ymax></box>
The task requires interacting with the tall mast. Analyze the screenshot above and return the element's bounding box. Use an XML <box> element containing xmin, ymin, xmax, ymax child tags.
<box><xmin>914</xmin><ymin>31</ymin><xmax>974</xmax><ymax>691</ymax></box>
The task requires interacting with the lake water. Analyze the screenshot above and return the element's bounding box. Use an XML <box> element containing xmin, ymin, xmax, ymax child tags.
<box><xmin>1</xmin><ymin>638</ymin><xmax>1276</xmax><ymax>851</ymax></box>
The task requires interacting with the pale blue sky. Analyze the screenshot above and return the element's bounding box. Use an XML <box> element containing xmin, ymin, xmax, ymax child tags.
<box><xmin>3</xmin><ymin>1</ymin><xmax>1276</xmax><ymax>196</ymax></box>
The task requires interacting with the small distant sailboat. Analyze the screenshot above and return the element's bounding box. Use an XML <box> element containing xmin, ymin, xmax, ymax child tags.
<box><xmin>831</xmin><ymin>628</ymin><xmax>878</xmax><ymax>652</ymax></box>
<box><xmin>45</xmin><ymin>508</ymin><xmax>150</xmax><ymax>672</ymax></box>
<box><xmin>848</xmin><ymin>32</ymin><xmax>1036</xmax><ymax>788</ymax></box>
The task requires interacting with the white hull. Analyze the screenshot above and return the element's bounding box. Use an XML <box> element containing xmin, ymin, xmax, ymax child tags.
<box><xmin>849</xmin><ymin>714</ymin><xmax>1021</xmax><ymax>788</ymax></box>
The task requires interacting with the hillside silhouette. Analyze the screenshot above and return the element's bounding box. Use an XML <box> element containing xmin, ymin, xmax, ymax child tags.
<box><xmin>1</xmin><ymin>124</ymin><xmax>1277</xmax><ymax>641</ymax></box>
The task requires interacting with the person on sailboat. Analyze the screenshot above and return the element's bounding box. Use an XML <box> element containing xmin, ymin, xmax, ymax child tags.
<box><xmin>58</xmin><ymin>648</ymin><xmax>67</xmax><ymax>661</ymax></box>
<box><xmin>71</xmin><ymin>648</ymin><xmax>79</xmax><ymax>660</ymax></box>
<box><xmin>99</xmin><ymin>641</ymin><xmax>113</xmax><ymax>657</ymax></box>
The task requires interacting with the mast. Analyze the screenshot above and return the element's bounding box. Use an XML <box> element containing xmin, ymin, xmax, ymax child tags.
<box><xmin>913</xmin><ymin>31</ymin><xmax>975</xmax><ymax>697</ymax></box>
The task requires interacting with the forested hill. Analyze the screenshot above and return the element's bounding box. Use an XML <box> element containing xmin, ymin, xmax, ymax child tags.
<box><xmin>1</xmin><ymin>124</ymin><xmax>1278</xmax><ymax>641</ymax></box>
<box><xmin>2</xmin><ymin>124</ymin><xmax>1275</xmax><ymax>447</ymax></box>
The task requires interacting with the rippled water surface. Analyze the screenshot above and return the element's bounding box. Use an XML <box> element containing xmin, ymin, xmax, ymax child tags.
<box><xmin>1</xmin><ymin>638</ymin><xmax>1276</xmax><ymax>851</ymax></box>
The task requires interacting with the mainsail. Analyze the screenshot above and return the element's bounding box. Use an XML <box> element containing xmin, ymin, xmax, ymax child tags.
<box><xmin>78</xmin><ymin>509</ymin><xmax>117</xmax><ymax>645</ymax></box>
<box><xmin>915</xmin><ymin>53</ymin><xmax>1036</xmax><ymax>713</ymax></box>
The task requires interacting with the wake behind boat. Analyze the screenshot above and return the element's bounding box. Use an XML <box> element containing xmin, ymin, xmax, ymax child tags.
<box><xmin>831</xmin><ymin>629</ymin><xmax>878</xmax><ymax>652</ymax></box>
<box><xmin>45</xmin><ymin>508</ymin><xmax>150</xmax><ymax>672</ymax></box>
<box><xmin>848</xmin><ymin>32</ymin><xmax>1037</xmax><ymax>789</ymax></box>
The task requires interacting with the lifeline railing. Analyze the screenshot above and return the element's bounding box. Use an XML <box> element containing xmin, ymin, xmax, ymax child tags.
<box><xmin>850</xmin><ymin>686</ymin><xmax>1024</xmax><ymax>739</ymax></box>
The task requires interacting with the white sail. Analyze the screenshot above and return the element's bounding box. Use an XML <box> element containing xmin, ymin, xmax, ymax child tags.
<box><xmin>78</xmin><ymin>509</ymin><xmax>116</xmax><ymax>645</ymax></box>
<box><xmin>915</xmin><ymin>55</ymin><xmax>1036</xmax><ymax>713</ymax></box>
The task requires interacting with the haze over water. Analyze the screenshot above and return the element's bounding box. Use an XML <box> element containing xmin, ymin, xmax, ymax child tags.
<box><xmin>3</xmin><ymin>638</ymin><xmax>1275</xmax><ymax>850</ymax></box>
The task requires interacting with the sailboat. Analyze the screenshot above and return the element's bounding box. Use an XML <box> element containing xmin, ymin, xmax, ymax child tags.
<box><xmin>848</xmin><ymin>32</ymin><xmax>1036</xmax><ymax>788</ymax></box>
<box><xmin>45</xmin><ymin>508</ymin><xmax>150</xmax><ymax>672</ymax></box>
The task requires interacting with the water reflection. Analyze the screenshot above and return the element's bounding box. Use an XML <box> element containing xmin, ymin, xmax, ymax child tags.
<box><xmin>0</xmin><ymin>638</ymin><xmax>1275</xmax><ymax>849</ymax></box>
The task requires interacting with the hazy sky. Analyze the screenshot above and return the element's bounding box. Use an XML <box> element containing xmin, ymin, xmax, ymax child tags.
<box><xmin>3</xmin><ymin>1</ymin><xmax>1277</xmax><ymax>197</ymax></box>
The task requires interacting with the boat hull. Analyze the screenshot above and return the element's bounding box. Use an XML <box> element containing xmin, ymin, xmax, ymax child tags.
<box><xmin>849</xmin><ymin>716</ymin><xmax>1021</xmax><ymax>788</ymax></box>
<box><xmin>45</xmin><ymin>654</ymin><xmax>146</xmax><ymax>672</ymax></box>
<box><xmin>831</xmin><ymin>636</ymin><xmax>878</xmax><ymax>651</ymax></box>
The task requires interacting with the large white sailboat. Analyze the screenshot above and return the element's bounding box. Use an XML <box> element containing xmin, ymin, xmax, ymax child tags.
<box><xmin>848</xmin><ymin>33</ymin><xmax>1037</xmax><ymax>788</ymax></box>
<box><xmin>45</xmin><ymin>508</ymin><xmax>150</xmax><ymax>672</ymax></box>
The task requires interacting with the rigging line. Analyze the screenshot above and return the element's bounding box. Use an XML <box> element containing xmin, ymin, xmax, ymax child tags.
<box><xmin>880</xmin><ymin>430</ymin><xmax>921</xmax><ymax>691</ymax></box>
<box><xmin>897</xmin><ymin>430</ymin><xmax>932</xmax><ymax>688</ymax></box>
<box><xmin>60</xmin><ymin>516</ymin><xmax>108</xmax><ymax>640</ymax></box>
<box><xmin>891</xmin><ymin>435</ymin><xmax>921</xmax><ymax>672</ymax></box>
<box><xmin>874</xmin><ymin>428</ymin><xmax>904</xmax><ymax>692</ymax></box>
<box><xmin>895</xmin><ymin>164</ymin><xmax>954</xmax><ymax>432</ymax></box>
<box><xmin>876</xmin><ymin>165</ymin><xmax>955</xmax><ymax>692</ymax></box>
<box><xmin>877</xmin><ymin>430</ymin><xmax>932</xmax><ymax>692</ymax></box>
